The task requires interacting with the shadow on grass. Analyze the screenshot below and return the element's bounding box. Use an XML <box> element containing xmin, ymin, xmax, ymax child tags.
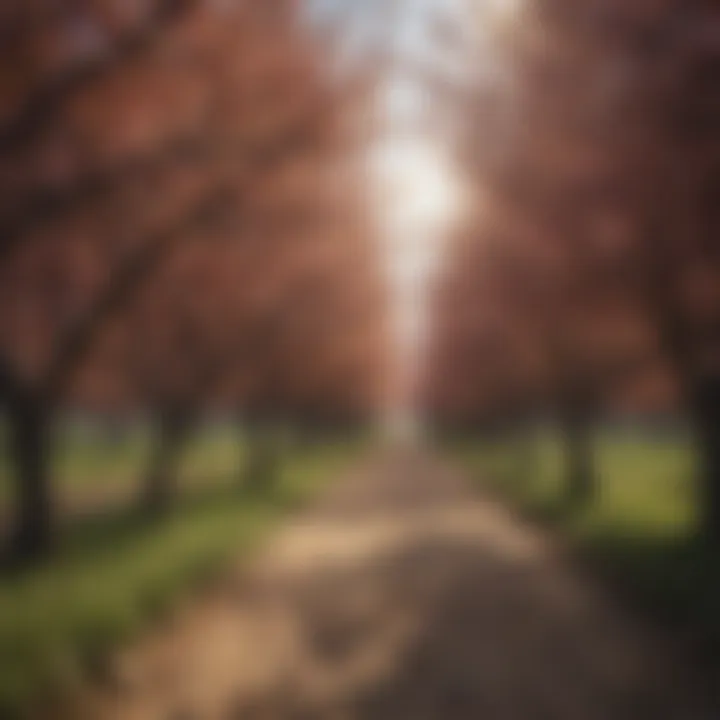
<box><xmin>581</xmin><ymin>533</ymin><xmax>720</xmax><ymax>659</ymax></box>
<box><xmin>0</xmin><ymin>450</ymin><xmax>345</xmax><ymax>719</ymax></box>
<box><xmin>2</xmin><ymin>483</ymin><xmax>237</xmax><ymax>577</ymax></box>
<box><xmin>494</xmin><ymin>484</ymin><xmax>720</xmax><ymax>666</ymax></box>
<box><xmin>454</xmin><ymin>444</ymin><xmax>720</xmax><ymax>673</ymax></box>
<box><xmin>472</xmin><ymin>466</ymin><xmax>585</xmax><ymax>525</ymax></box>
<box><xmin>3</xmin><ymin>470</ymin><xmax>318</xmax><ymax>581</ymax></box>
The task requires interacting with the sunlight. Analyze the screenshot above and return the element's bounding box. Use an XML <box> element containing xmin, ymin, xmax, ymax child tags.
<box><xmin>304</xmin><ymin>0</ymin><xmax>517</xmax><ymax>416</ymax></box>
<box><xmin>373</xmin><ymin>135</ymin><xmax>464</xmax><ymax>242</ymax></box>
<box><xmin>371</xmin><ymin>133</ymin><xmax>467</xmax><ymax>414</ymax></box>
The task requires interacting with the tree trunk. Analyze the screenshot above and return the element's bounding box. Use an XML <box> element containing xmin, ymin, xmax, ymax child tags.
<box><xmin>241</xmin><ymin>423</ymin><xmax>279</xmax><ymax>493</ymax></box>
<box><xmin>141</xmin><ymin>415</ymin><xmax>192</xmax><ymax>516</ymax></box>
<box><xmin>515</xmin><ymin>424</ymin><xmax>538</xmax><ymax>490</ymax></box>
<box><xmin>8</xmin><ymin>402</ymin><xmax>54</xmax><ymax>562</ymax></box>
<box><xmin>560</xmin><ymin>404</ymin><xmax>595</xmax><ymax>506</ymax></box>
<box><xmin>689</xmin><ymin>376</ymin><xmax>720</xmax><ymax>544</ymax></box>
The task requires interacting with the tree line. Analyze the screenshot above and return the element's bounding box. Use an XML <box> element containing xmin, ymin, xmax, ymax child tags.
<box><xmin>0</xmin><ymin>0</ymin><xmax>389</xmax><ymax>562</ymax></box>
<box><xmin>424</xmin><ymin>0</ymin><xmax>720</xmax><ymax>537</ymax></box>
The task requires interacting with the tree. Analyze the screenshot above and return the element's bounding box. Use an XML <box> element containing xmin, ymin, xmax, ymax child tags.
<box><xmin>0</xmin><ymin>0</ymin><xmax>345</xmax><ymax>559</ymax></box>
<box><xmin>425</xmin><ymin>0</ymin><xmax>705</xmax><ymax>505</ymax></box>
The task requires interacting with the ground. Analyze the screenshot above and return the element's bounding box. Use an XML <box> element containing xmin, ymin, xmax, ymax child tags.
<box><xmin>70</xmin><ymin>447</ymin><xmax>713</xmax><ymax>719</ymax></box>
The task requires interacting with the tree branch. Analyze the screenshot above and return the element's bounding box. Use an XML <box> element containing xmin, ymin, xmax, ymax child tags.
<box><xmin>43</xmin><ymin>186</ymin><xmax>232</xmax><ymax>402</ymax></box>
<box><xmin>0</xmin><ymin>0</ymin><xmax>196</xmax><ymax>155</ymax></box>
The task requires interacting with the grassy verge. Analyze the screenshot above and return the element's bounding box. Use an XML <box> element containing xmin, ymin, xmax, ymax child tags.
<box><xmin>0</xmin><ymin>424</ymin><xmax>245</xmax><ymax>505</ymax></box>
<box><xmin>0</xmin><ymin>435</ymin><xmax>355</xmax><ymax>718</ymax></box>
<box><xmin>450</xmin><ymin>428</ymin><xmax>720</xmax><ymax>661</ymax></box>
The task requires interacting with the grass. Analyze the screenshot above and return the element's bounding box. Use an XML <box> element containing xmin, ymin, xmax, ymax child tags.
<box><xmin>0</xmin><ymin>423</ymin><xmax>245</xmax><ymax>506</ymax></box>
<box><xmin>450</xmin><ymin>427</ymin><xmax>720</xmax><ymax>662</ymax></box>
<box><xmin>0</xmin><ymin>427</ymin><xmax>356</xmax><ymax>718</ymax></box>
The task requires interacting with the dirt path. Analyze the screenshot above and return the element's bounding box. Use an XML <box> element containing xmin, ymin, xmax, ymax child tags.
<box><xmin>76</xmin><ymin>447</ymin><xmax>711</xmax><ymax>719</ymax></box>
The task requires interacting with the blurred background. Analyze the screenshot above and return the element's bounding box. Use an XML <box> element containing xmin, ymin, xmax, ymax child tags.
<box><xmin>0</xmin><ymin>0</ymin><xmax>719</xmax><ymax>717</ymax></box>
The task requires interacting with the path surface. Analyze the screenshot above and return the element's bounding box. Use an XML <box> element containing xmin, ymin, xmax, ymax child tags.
<box><xmin>76</xmin><ymin>448</ymin><xmax>710</xmax><ymax>719</ymax></box>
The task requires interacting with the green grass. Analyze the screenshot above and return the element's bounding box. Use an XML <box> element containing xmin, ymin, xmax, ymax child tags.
<box><xmin>0</xmin><ymin>423</ymin><xmax>247</xmax><ymax>506</ymax></box>
<box><xmin>0</xmin><ymin>430</ymin><xmax>356</xmax><ymax>718</ymax></box>
<box><xmin>450</xmin><ymin>428</ymin><xmax>720</xmax><ymax>661</ymax></box>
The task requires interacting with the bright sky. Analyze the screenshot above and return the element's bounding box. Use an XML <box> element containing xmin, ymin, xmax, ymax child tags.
<box><xmin>307</xmin><ymin>0</ymin><xmax>518</xmax><ymax>416</ymax></box>
<box><xmin>371</xmin><ymin>130</ymin><xmax>466</xmax><ymax>411</ymax></box>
